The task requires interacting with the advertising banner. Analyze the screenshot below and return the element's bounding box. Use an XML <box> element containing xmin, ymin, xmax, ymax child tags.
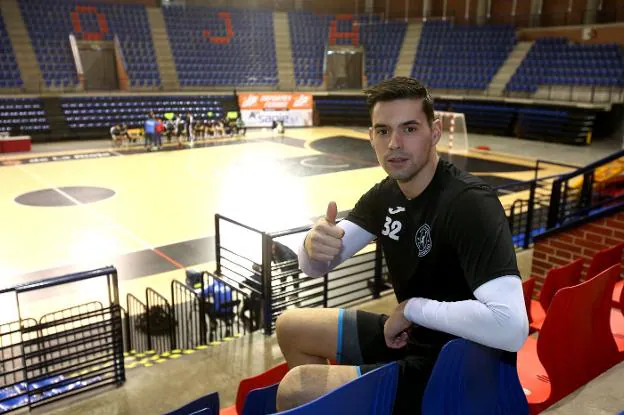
<box><xmin>238</xmin><ymin>93</ymin><xmax>313</xmax><ymax>127</ymax></box>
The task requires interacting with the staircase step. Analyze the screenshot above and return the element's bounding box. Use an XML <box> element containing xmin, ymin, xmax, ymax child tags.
<box><xmin>273</xmin><ymin>11</ymin><xmax>295</xmax><ymax>90</ymax></box>
<box><xmin>1</xmin><ymin>0</ymin><xmax>43</xmax><ymax>92</ymax></box>
<box><xmin>394</xmin><ymin>22</ymin><xmax>422</xmax><ymax>77</ymax></box>
<box><xmin>486</xmin><ymin>41</ymin><xmax>534</xmax><ymax>94</ymax></box>
<box><xmin>146</xmin><ymin>7</ymin><xmax>179</xmax><ymax>90</ymax></box>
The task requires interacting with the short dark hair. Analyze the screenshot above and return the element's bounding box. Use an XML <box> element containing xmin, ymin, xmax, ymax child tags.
<box><xmin>363</xmin><ymin>77</ymin><xmax>435</xmax><ymax>127</ymax></box>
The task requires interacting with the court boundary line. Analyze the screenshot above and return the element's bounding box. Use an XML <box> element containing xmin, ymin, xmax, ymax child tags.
<box><xmin>14</xmin><ymin>164</ymin><xmax>185</xmax><ymax>275</ymax></box>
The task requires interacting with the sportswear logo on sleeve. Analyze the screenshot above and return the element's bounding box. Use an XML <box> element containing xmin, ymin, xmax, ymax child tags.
<box><xmin>415</xmin><ymin>224</ymin><xmax>432</xmax><ymax>257</ymax></box>
<box><xmin>388</xmin><ymin>206</ymin><xmax>405</xmax><ymax>215</ymax></box>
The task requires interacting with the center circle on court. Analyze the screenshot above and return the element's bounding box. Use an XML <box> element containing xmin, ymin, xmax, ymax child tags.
<box><xmin>300</xmin><ymin>156</ymin><xmax>350</xmax><ymax>169</ymax></box>
<box><xmin>15</xmin><ymin>186</ymin><xmax>116</xmax><ymax>207</ymax></box>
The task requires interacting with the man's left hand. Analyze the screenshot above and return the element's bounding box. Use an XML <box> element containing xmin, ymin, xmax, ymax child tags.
<box><xmin>384</xmin><ymin>300</ymin><xmax>413</xmax><ymax>349</ymax></box>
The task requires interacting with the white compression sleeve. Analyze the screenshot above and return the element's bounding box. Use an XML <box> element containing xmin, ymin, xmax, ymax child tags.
<box><xmin>403</xmin><ymin>275</ymin><xmax>529</xmax><ymax>352</ymax></box>
<box><xmin>297</xmin><ymin>220</ymin><xmax>375</xmax><ymax>278</ymax></box>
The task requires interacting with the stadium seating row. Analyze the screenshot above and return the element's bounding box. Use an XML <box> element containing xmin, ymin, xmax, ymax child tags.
<box><xmin>1</xmin><ymin>3</ymin><xmax>622</xmax><ymax>95</ymax></box>
<box><xmin>413</xmin><ymin>21</ymin><xmax>515</xmax><ymax>91</ymax></box>
<box><xmin>165</xmin><ymin>242</ymin><xmax>623</xmax><ymax>415</ymax></box>
<box><xmin>60</xmin><ymin>95</ymin><xmax>233</xmax><ymax>129</ymax></box>
<box><xmin>167</xmin><ymin>340</ymin><xmax>528</xmax><ymax>415</ymax></box>
<box><xmin>506</xmin><ymin>38</ymin><xmax>624</xmax><ymax>92</ymax></box>
<box><xmin>289</xmin><ymin>12</ymin><xmax>407</xmax><ymax>87</ymax></box>
<box><xmin>0</xmin><ymin>11</ymin><xmax>23</xmax><ymax>88</ymax></box>
<box><xmin>0</xmin><ymin>98</ymin><xmax>49</xmax><ymax>133</ymax></box>
<box><xmin>0</xmin><ymin>374</ymin><xmax>103</xmax><ymax>412</ymax></box>
<box><xmin>163</xmin><ymin>6</ymin><xmax>278</xmax><ymax>87</ymax></box>
<box><xmin>520</xmin><ymin>243</ymin><xmax>623</xmax><ymax>413</ymax></box>
<box><xmin>19</xmin><ymin>0</ymin><xmax>161</xmax><ymax>88</ymax></box>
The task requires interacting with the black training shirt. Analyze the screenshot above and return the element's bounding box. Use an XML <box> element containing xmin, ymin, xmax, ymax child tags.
<box><xmin>346</xmin><ymin>158</ymin><xmax>519</xmax><ymax>353</ymax></box>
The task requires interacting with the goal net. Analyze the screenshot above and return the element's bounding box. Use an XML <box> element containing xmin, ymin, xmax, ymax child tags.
<box><xmin>435</xmin><ymin>111</ymin><xmax>469</xmax><ymax>156</ymax></box>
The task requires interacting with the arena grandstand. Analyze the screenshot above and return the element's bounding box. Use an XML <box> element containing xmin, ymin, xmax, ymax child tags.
<box><xmin>0</xmin><ymin>0</ymin><xmax>623</xmax><ymax>414</ymax></box>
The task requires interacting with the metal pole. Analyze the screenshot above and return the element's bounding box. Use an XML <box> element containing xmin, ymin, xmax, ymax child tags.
<box><xmin>215</xmin><ymin>214</ymin><xmax>221</xmax><ymax>274</ymax></box>
<box><xmin>261</xmin><ymin>234</ymin><xmax>273</xmax><ymax>335</ymax></box>
<box><xmin>145</xmin><ymin>289</ymin><xmax>152</xmax><ymax>351</ymax></box>
<box><xmin>547</xmin><ymin>179</ymin><xmax>562</xmax><ymax>229</ymax></box>
<box><xmin>524</xmin><ymin>181</ymin><xmax>537</xmax><ymax>249</ymax></box>
<box><xmin>323</xmin><ymin>274</ymin><xmax>329</xmax><ymax>307</ymax></box>
<box><xmin>373</xmin><ymin>240</ymin><xmax>383</xmax><ymax>299</ymax></box>
<box><xmin>199</xmin><ymin>272</ymin><xmax>208</xmax><ymax>344</ymax></box>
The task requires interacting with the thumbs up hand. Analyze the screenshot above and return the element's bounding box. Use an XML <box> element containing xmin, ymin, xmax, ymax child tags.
<box><xmin>304</xmin><ymin>201</ymin><xmax>345</xmax><ymax>262</ymax></box>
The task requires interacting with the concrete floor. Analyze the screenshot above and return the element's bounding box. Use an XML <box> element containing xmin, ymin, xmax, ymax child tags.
<box><xmin>40</xmin><ymin>290</ymin><xmax>624</xmax><ymax>415</ymax></box>
<box><xmin>41</xmin><ymin>295</ymin><xmax>397</xmax><ymax>415</ymax></box>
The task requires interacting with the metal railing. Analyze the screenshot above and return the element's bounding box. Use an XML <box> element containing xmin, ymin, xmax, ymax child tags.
<box><xmin>171</xmin><ymin>280</ymin><xmax>206</xmax><ymax>351</ymax></box>
<box><xmin>212</xmin><ymin>214</ymin><xmax>391</xmax><ymax>335</ymax></box>
<box><xmin>122</xmin><ymin>268</ymin><xmax>256</xmax><ymax>354</ymax></box>
<box><xmin>0</xmin><ymin>266</ymin><xmax>124</xmax><ymax>413</ymax></box>
<box><xmin>498</xmin><ymin>151</ymin><xmax>624</xmax><ymax>248</ymax></box>
<box><xmin>145</xmin><ymin>288</ymin><xmax>176</xmax><ymax>354</ymax></box>
<box><xmin>547</xmin><ymin>150</ymin><xmax>624</xmax><ymax>229</ymax></box>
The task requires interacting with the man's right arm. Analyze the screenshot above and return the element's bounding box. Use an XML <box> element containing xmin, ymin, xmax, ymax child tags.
<box><xmin>298</xmin><ymin>219</ymin><xmax>375</xmax><ymax>278</ymax></box>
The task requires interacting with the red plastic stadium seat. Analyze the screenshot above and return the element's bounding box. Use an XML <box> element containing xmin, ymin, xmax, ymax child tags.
<box><xmin>615</xmin><ymin>279</ymin><xmax>624</xmax><ymax>308</ymax></box>
<box><xmin>518</xmin><ymin>264</ymin><xmax>621</xmax><ymax>414</ymax></box>
<box><xmin>583</xmin><ymin>242</ymin><xmax>623</xmax><ymax>308</ymax></box>
<box><xmin>529</xmin><ymin>258</ymin><xmax>584</xmax><ymax>332</ymax></box>
<box><xmin>610</xmin><ymin>272</ymin><xmax>624</xmax><ymax>355</ymax></box>
<box><xmin>585</xmin><ymin>242</ymin><xmax>623</xmax><ymax>282</ymax></box>
<box><xmin>220</xmin><ymin>362</ymin><xmax>289</xmax><ymax>415</ymax></box>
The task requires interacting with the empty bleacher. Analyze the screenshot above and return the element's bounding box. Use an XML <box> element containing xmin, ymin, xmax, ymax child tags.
<box><xmin>0</xmin><ymin>11</ymin><xmax>23</xmax><ymax>90</ymax></box>
<box><xmin>19</xmin><ymin>0</ymin><xmax>161</xmax><ymax>89</ymax></box>
<box><xmin>288</xmin><ymin>13</ymin><xmax>406</xmax><ymax>87</ymax></box>
<box><xmin>413</xmin><ymin>21</ymin><xmax>516</xmax><ymax>90</ymax></box>
<box><xmin>288</xmin><ymin>11</ymin><xmax>330</xmax><ymax>87</ymax></box>
<box><xmin>61</xmin><ymin>94</ymin><xmax>233</xmax><ymax>130</ymax></box>
<box><xmin>162</xmin><ymin>6</ymin><xmax>277</xmax><ymax>87</ymax></box>
<box><xmin>360</xmin><ymin>17</ymin><xmax>406</xmax><ymax>85</ymax></box>
<box><xmin>0</xmin><ymin>98</ymin><xmax>49</xmax><ymax>134</ymax></box>
<box><xmin>506</xmin><ymin>37</ymin><xmax>624</xmax><ymax>93</ymax></box>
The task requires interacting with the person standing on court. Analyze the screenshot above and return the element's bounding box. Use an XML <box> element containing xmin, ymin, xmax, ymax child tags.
<box><xmin>144</xmin><ymin>113</ymin><xmax>156</xmax><ymax>149</ymax></box>
<box><xmin>274</xmin><ymin>77</ymin><xmax>529</xmax><ymax>414</ymax></box>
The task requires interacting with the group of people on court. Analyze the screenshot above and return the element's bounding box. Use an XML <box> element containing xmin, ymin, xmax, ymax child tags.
<box><xmin>272</xmin><ymin>77</ymin><xmax>529</xmax><ymax>414</ymax></box>
<box><xmin>110</xmin><ymin>111</ymin><xmax>247</xmax><ymax>150</ymax></box>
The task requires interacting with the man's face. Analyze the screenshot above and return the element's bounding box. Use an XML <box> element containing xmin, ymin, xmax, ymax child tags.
<box><xmin>369</xmin><ymin>98</ymin><xmax>441</xmax><ymax>183</ymax></box>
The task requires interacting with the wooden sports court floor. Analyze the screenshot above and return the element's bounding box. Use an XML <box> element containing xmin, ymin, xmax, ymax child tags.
<box><xmin>1</xmin><ymin>126</ymin><xmax>622</xmax><ymax>415</ymax></box>
<box><xmin>0</xmin><ymin>126</ymin><xmax>617</xmax><ymax>322</ymax></box>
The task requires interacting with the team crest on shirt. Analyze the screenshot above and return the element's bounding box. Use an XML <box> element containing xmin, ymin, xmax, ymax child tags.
<box><xmin>415</xmin><ymin>224</ymin><xmax>432</xmax><ymax>257</ymax></box>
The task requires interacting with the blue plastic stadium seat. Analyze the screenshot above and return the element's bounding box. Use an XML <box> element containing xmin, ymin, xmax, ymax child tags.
<box><xmin>162</xmin><ymin>5</ymin><xmax>277</xmax><ymax>86</ymax></box>
<box><xmin>505</xmin><ymin>38</ymin><xmax>624</xmax><ymax>92</ymax></box>
<box><xmin>0</xmin><ymin>11</ymin><xmax>22</xmax><ymax>88</ymax></box>
<box><xmin>275</xmin><ymin>362</ymin><xmax>398</xmax><ymax>414</ymax></box>
<box><xmin>239</xmin><ymin>383</ymin><xmax>279</xmax><ymax>415</ymax></box>
<box><xmin>165</xmin><ymin>391</ymin><xmax>219</xmax><ymax>415</ymax></box>
<box><xmin>421</xmin><ymin>339</ymin><xmax>528</xmax><ymax>415</ymax></box>
<box><xmin>19</xmin><ymin>0</ymin><xmax>161</xmax><ymax>88</ymax></box>
<box><xmin>412</xmin><ymin>21</ymin><xmax>516</xmax><ymax>91</ymax></box>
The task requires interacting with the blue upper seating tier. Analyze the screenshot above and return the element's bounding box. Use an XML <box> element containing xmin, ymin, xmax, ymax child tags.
<box><xmin>412</xmin><ymin>21</ymin><xmax>516</xmax><ymax>90</ymax></box>
<box><xmin>506</xmin><ymin>38</ymin><xmax>624</xmax><ymax>93</ymax></box>
<box><xmin>162</xmin><ymin>6</ymin><xmax>277</xmax><ymax>87</ymax></box>
<box><xmin>0</xmin><ymin>11</ymin><xmax>23</xmax><ymax>89</ymax></box>
<box><xmin>360</xmin><ymin>17</ymin><xmax>406</xmax><ymax>86</ymax></box>
<box><xmin>19</xmin><ymin>0</ymin><xmax>161</xmax><ymax>88</ymax></box>
<box><xmin>288</xmin><ymin>12</ymin><xmax>407</xmax><ymax>87</ymax></box>
<box><xmin>289</xmin><ymin>12</ymin><xmax>331</xmax><ymax>87</ymax></box>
